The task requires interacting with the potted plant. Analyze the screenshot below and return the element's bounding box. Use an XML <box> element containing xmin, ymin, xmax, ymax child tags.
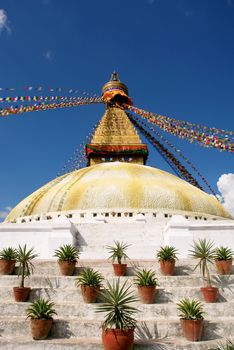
<box><xmin>107</xmin><ymin>241</ymin><xmax>130</xmax><ymax>276</ymax></box>
<box><xmin>76</xmin><ymin>267</ymin><xmax>104</xmax><ymax>303</ymax></box>
<box><xmin>26</xmin><ymin>298</ymin><xmax>57</xmax><ymax>340</ymax></box>
<box><xmin>134</xmin><ymin>268</ymin><xmax>158</xmax><ymax>304</ymax></box>
<box><xmin>96</xmin><ymin>279</ymin><xmax>138</xmax><ymax>350</ymax></box>
<box><xmin>54</xmin><ymin>244</ymin><xmax>80</xmax><ymax>276</ymax></box>
<box><xmin>177</xmin><ymin>297</ymin><xmax>205</xmax><ymax>341</ymax></box>
<box><xmin>0</xmin><ymin>247</ymin><xmax>17</xmax><ymax>275</ymax></box>
<box><xmin>189</xmin><ymin>238</ymin><xmax>218</xmax><ymax>303</ymax></box>
<box><xmin>156</xmin><ymin>245</ymin><xmax>178</xmax><ymax>276</ymax></box>
<box><xmin>13</xmin><ymin>244</ymin><xmax>38</xmax><ymax>302</ymax></box>
<box><xmin>215</xmin><ymin>246</ymin><xmax>233</xmax><ymax>275</ymax></box>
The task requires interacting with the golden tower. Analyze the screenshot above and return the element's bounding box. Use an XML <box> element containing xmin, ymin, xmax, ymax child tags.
<box><xmin>86</xmin><ymin>73</ymin><xmax>148</xmax><ymax>166</ymax></box>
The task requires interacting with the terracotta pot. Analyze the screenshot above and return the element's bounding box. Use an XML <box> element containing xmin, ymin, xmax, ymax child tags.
<box><xmin>138</xmin><ymin>285</ymin><xmax>156</xmax><ymax>304</ymax></box>
<box><xmin>58</xmin><ymin>261</ymin><xmax>76</xmax><ymax>276</ymax></box>
<box><xmin>160</xmin><ymin>260</ymin><xmax>175</xmax><ymax>276</ymax></box>
<box><xmin>102</xmin><ymin>328</ymin><xmax>134</xmax><ymax>350</ymax></box>
<box><xmin>13</xmin><ymin>287</ymin><xmax>31</xmax><ymax>302</ymax></box>
<box><xmin>215</xmin><ymin>260</ymin><xmax>232</xmax><ymax>275</ymax></box>
<box><xmin>113</xmin><ymin>264</ymin><xmax>127</xmax><ymax>276</ymax></box>
<box><xmin>81</xmin><ymin>285</ymin><xmax>100</xmax><ymax>303</ymax></box>
<box><xmin>181</xmin><ymin>319</ymin><xmax>204</xmax><ymax>341</ymax></box>
<box><xmin>200</xmin><ymin>287</ymin><xmax>218</xmax><ymax>303</ymax></box>
<box><xmin>30</xmin><ymin>318</ymin><xmax>53</xmax><ymax>340</ymax></box>
<box><xmin>0</xmin><ymin>259</ymin><xmax>16</xmax><ymax>275</ymax></box>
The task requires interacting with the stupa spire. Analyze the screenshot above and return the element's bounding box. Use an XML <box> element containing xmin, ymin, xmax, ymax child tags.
<box><xmin>85</xmin><ymin>74</ymin><xmax>148</xmax><ymax>166</ymax></box>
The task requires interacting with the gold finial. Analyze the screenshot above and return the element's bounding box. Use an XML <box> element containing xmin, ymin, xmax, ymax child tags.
<box><xmin>110</xmin><ymin>71</ymin><xmax>120</xmax><ymax>81</ymax></box>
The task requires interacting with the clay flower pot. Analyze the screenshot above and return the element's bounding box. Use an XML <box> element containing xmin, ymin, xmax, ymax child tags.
<box><xmin>181</xmin><ymin>319</ymin><xmax>204</xmax><ymax>341</ymax></box>
<box><xmin>160</xmin><ymin>260</ymin><xmax>175</xmax><ymax>276</ymax></box>
<box><xmin>30</xmin><ymin>319</ymin><xmax>53</xmax><ymax>340</ymax></box>
<box><xmin>113</xmin><ymin>263</ymin><xmax>127</xmax><ymax>276</ymax></box>
<box><xmin>81</xmin><ymin>285</ymin><xmax>100</xmax><ymax>303</ymax></box>
<box><xmin>13</xmin><ymin>287</ymin><xmax>31</xmax><ymax>302</ymax></box>
<box><xmin>58</xmin><ymin>261</ymin><xmax>76</xmax><ymax>276</ymax></box>
<box><xmin>138</xmin><ymin>285</ymin><xmax>156</xmax><ymax>304</ymax></box>
<box><xmin>0</xmin><ymin>259</ymin><xmax>16</xmax><ymax>275</ymax></box>
<box><xmin>54</xmin><ymin>244</ymin><xmax>80</xmax><ymax>276</ymax></box>
<box><xmin>215</xmin><ymin>260</ymin><xmax>232</xmax><ymax>275</ymax></box>
<box><xmin>102</xmin><ymin>328</ymin><xmax>134</xmax><ymax>350</ymax></box>
<box><xmin>200</xmin><ymin>287</ymin><xmax>218</xmax><ymax>303</ymax></box>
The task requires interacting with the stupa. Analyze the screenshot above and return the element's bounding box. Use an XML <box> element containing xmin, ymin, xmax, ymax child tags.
<box><xmin>0</xmin><ymin>73</ymin><xmax>233</xmax><ymax>258</ymax></box>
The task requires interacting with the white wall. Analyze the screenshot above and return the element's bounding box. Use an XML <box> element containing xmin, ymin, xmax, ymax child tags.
<box><xmin>1</xmin><ymin>214</ymin><xmax>234</xmax><ymax>259</ymax></box>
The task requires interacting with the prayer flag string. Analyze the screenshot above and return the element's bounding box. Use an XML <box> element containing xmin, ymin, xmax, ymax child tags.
<box><xmin>129</xmin><ymin>113</ymin><xmax>217</xmax><ymax>197</ymax></box>
<box><xmin>128</xmin><ymin>113</ymin><xmax>204</xmax><ymax>190</ymax></box>
<box><xmin>0</xmin><ymin>97</ymin><xmax>103</xmax><ymax>118</ymax></box>
<box><xmin>57</xmin><ymin>123</ymin><xmax>98</xmax><ymax>177</ymax></box>
<box><xmin>125</xmin><ymin>105</ymin><xmax>234</xmax><ymax>153</ymax></box>
<box><xmin>0</xmin><ymin>95</ymin><xmax>99</xmax><ymax>103</ymax></box>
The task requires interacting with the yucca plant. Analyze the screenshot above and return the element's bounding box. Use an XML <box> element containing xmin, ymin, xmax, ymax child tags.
<box><xmin>96</xmin><ymin>278</ymin><xmax>138</xmax><ymax>330</ymax></box>
<box><xmin>26</xmin><ymin>298</ymin><xmax>57</xmax><ymax>340</ymax></box>
<box><xmin>135</xmin><ymin>268</ymin><xmax>158</xmax><ymax>304</ymax></box>
<box><xmin>215</xmin><ymin>246</ymin><xmax>234</xmax><ymax>261</ymax></box>
<box><xmin>16</xmin><ymin>244</ymin><xmax>38</xmax><ymax>288</ymax></box>
<box><xmin>177</xmin><ymin>298</ymin><xmax>205</xmax><ymax>320</ymax></box>
<box><xmin>177</xmin><ymin>297</ymin><xmax>205</xmax><ymax>341</ymax></box>
<box><xmin>76</xmin><ymin>267</ymin><xmax>104</xmax><ymax>303</ymax></box>
<box><xmin>54</xmin><ymin>244</ymin><xmax>80</xmax><ymax>262</ymax></box>
<box><xmin>107</xmin><ymin>241</ymin><xmax>130</xmax><ymax>264</ymax></box>
<box><xmin>26</xmin><ymin>298</ymin><xmax>57</xmax><ymax>320</ymax></box>
<box><xmin>134</xmin><ymin>268</ymin><xmax>158</xmax><ymax>286</ymax></box>
<box><xmin>212</xmin><ymin>340</ymin><xmax>234</xmax><ymax>350</ymax></box>
<box><xmin>76</xmin><ymin>267</ymin><xmax>104</xmax><ymax>287</ymax></box>
<box><xmin>0</xmin><ymin>247</ymin><xmax>17</xmax><ymax>260</ymax></box>
<box><xmin>156</xmin><ymin>245</ymin><xmax>178</xmax><ymax>261</ymax></box>
<box><xmin>215</xmin><ymin>246</ymin><xmax>233</xmax><ymax>275</ymax></box>
<box><xmin>0</xmin><ymin>247</ymin><xmax>18</xmax><ymax>275</ymax></box>
<box><xmin>189</xmin><ymin>238</ymin><xmax>216</xmax><ymax>287</ymax></box>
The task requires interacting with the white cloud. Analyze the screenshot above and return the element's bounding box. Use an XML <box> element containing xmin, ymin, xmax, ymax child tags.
<box><xmin>0</xmin><ymin>9</ymin><xmax>11</xmax><ymax>34</ymax></box>
<box><xmin>217</xmin><ymin>173</ymin><xmax>234</xmax><ymax>217</ymax></box>
<box><xmin>43</xmin><ymin>50</ymin><xmax>54</xmax><ymax>61</ymax></box>
<box><xmin>0</xmin><ymin>206</ymin><xmax>12</xmax><ymax>220</ymax></box>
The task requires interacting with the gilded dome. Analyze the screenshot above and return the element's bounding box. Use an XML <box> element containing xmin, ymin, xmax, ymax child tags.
<box><xmin>6</xmin><ymin>162</ymin><xmax>231</xmax><ymax>222</ymax></box>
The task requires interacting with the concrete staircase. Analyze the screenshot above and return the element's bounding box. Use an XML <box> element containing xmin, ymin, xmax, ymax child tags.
<box><xmin>0</xmin><ymin>259</ymin><xmax>233</xmax><ymax>349</ymax></box>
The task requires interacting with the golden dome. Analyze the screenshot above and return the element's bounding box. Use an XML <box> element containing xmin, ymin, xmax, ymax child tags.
<box><xmin>6</xmin><ymin>162</ymin><xmax>231</xmax><ymax>222</ymax></box>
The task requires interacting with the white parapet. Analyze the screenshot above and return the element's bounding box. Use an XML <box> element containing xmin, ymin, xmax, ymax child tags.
<box><xmin>1</xmin><ymin>211</ymin><xmax>234</xmax><ymax>259</ymax></box>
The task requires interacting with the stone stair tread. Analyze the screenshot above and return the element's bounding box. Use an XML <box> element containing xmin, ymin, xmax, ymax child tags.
<box><xmin>0</xmin><ymin>336</ymin><xmax>231</xmax><ymax>350</ymax></box>
<box><xmin>1</xmin><ymin>315</ymin><xmax>234</xmax><ymax>322</ymax></box>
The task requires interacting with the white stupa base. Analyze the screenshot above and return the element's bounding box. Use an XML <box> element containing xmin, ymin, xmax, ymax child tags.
<box><xmin>0</xmin><ymin>211</ymin><xmax>234</xmax><ymax>259</ymax></box>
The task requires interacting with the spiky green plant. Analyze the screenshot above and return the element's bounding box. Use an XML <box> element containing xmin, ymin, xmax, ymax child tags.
<box><xmin>76</xmin><ymin>267</ymin><xmax>104</xmax><ymax>287</ymax></box>
<box><xmin>16</xmin><ymin>245</ymin><xmax>38</xmax><ymax>288</ymax></box>
<box><xmin>53</xmin><ymin>244</ymin><xmax>79</xmax><ymax>262</ymax></box>
<box><xmin>212</xmin><ymin>340</ymin><xmax>234</xmax><ymax>350</ymax></box>
<box><xmin>215</xmin><ymin>246</ymin><xmax>234</xmax><ymax>261</ymax></box>
<box><xmin>26</xmin><ymin>298</ymin><xmax>57</xmax><ymax>320</ymax></box>
<box><xmin>189</xmin><ymin>238</ymin><xmax>216</xmax><ymax>287</ymax></box>
<box><xmin>134</xmin><ymin>268</ymin><xmax>158</xmax><ymax>286</ymax></box>
<box><xmin>0</xmin><ymin>247</ymin><xmax>17</xmax><ymax>260</ymax></box>
<box><xmin>107</xmin><ymin>241</ymin><xmax>130</xmax><ymax>264</ymax></box>
<box><xmin>156</xmin><ymin>245</ymin><xmax>178</xmax><ymax>261</ymax></box>
<box><xmin>177</xmin><ymin>298</ymin><xmax>204</xmax><ymax>320</ymax></box>
<box><xmin>96</xmin><ymin>279</ymin><xmax>138</xmax><ymax>330</ymax></box>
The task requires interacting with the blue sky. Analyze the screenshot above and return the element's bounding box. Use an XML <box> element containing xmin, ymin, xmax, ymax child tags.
<box><xmin>0</xmin><ymin>0</ymin><xmax>234</xmax><ymax>219</ymax></box>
